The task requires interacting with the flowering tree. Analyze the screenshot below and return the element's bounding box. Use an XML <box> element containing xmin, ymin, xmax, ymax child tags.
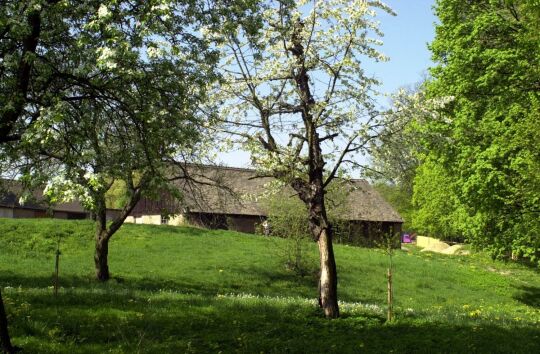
<box><xmin>0</xmin><ymin>0</ymin><xmax>254</xmax><ymax>141</ymax></box>
<box><xmin>215</xmin><ymin>0</ymin><xmax>393</xmax><ymax>318</ymax></box>
<box><xmin>0</xmin><ymin>1</ymin><xmax>258</xmax><ymax>348</ymax></box>
<box><xmin>1</xmin><ymin>0</ymin><xmax>259</xmax><ymax>285</ymax></box>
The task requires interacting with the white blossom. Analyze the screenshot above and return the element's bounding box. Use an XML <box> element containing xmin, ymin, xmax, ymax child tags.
<box><xmin>97</xmin><ymin>4</ymin><xmax>111</xmax><ymax>18</ymax></box>
<box><xmin>96</xmin><ymin>47</ymin><xmax>117</xmax><ymax>69</ymax></box>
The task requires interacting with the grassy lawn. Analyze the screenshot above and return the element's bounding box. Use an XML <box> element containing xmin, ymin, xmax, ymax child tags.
<box><xmin>0</xmin><ymin>218</ymin><xmax>539</xmax><ymax>353</ymax></box>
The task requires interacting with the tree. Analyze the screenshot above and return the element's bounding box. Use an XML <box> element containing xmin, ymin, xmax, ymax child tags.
<box><xmin>0</xmin><ymin>1</ymin><xmax>73</xmax><ymax>346</ymax></box>
<box><xmin>368</xmin><ymin>87</ymin><xmax>424</xmax><ymax>192</ymax></box>
<box><xmin>0</xmin><ymin>2</ymin><xmax>259</xmax><ymax>347</ymax></box>
<box><xmin>367</xmin><ymin>85</ymin><xmax>463</xmax><ymax>234</ymax></box>
<box><xmin>0</xmin><ymin>0</ymin><xmax>255</xmax><ymax>142</ymax></box>
<box><xmin>215</xmin><ymin>0</ymin><xmax>394</xmax><ymax>318</ymax></box>
<box><xmin>22</xmin><ymin>102</ymin><xmax>206</xmax><ymax>281</ymax></box>
<box><xmin>0</xmin><ymin>1</ymin><xmax>258</xmax><ymax>348</ymax></box>
<box><xmin>0</xmin><ymin>288</ymin><xmax>16</xmax><ymax>353</ymax></box>
<box><xmin>412</xmin><ymin>159</ymin><xmax>468</xmax><ymax>242</ymax></box>
<box><xmin>367</xmin><ymin>86</ymin><xmax>427</xmax><ymax>229</ymax></box>
<box><xmin>262</xmin><ymin>189</ymin><xmax>314</xmax><ymax>275</ymax></box>
<box><xmin>1</xmin><ymin>0</ymin><xmax>259</xmax><ymax>283</ymax></box>
<box><xmin>422</xmin><ymin>0</ymin><xmax>540</xmax><ymax>261</ymax></box>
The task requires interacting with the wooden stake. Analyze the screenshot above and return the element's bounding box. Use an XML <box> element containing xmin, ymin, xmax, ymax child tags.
<box><xmin>387</xmin><ymin>267</ymin><xmax>393</xmax><ymax>322</ymax></box>
<box><xmin>54</xmin><ymin>242</ymin><xmax>60</xmax><ymax>297</ymax></box>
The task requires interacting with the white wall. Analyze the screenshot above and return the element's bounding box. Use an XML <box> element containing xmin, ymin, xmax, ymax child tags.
<box><xmin>168</xmin><ymin>214</ymin><xmax>185</xmax><ymax>226</ymax></box>
<box><xmin>125</xmin><ymin>214</ymin><xmax>186</xmax><ymax>226</ymax></box>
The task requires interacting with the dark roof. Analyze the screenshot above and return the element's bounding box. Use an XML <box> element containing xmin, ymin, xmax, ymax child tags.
<box><xmin>338</xmin><ymin>179</ymin><xmax>403</xmax><ymax>222</ymax></box>
<box><xmin>0</xmin><ymin>179</ymin><xmax>87</xmax><ymax>214</ymax></box>
<box><xmin>168</xmin><ymin>165</ymin><xmax>403</xmax><ymax>223</ymax></box>
<box><xmin>175</xmin><ymin>165</ymin><xmax>273</xmax><ymax>216</ymax></box>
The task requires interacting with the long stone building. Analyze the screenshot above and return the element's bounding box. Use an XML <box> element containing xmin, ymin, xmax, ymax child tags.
<box><xmin>1</xmin><ymin>166</ymin><xmax>403</xmax><ymax>246</ymax></box>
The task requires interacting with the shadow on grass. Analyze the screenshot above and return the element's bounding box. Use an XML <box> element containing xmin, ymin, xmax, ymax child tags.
<box><xmin>0</xmin><ymin>265</ymin><xmax>319</xmax><ymax>299</ymax></box>
<box><xmin>0</xmin><ymin>272</ymin><xmax>232</xmax><ymax>297</ymax></box>
<box><xmin>514</xmin><ymin>285</ymin><xmax>540</xmax><ymax>309</ymax></box>
<box><xmin>3</xmin><ymin>286</ymin><xmax>539</xmax><ymax>354</ymax></box>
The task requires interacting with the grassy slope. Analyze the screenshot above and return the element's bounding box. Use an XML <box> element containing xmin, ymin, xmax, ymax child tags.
<box><xmin>0</xmin><ymin>219</ymin><xmax>538</xmax><ymax>353</ymax></box>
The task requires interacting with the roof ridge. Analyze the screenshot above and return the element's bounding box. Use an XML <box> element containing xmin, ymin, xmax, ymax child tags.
<box><xmin>184</xmin><ymin>162</ymin><xmax>256</xmax><ymax>173</ymax></box>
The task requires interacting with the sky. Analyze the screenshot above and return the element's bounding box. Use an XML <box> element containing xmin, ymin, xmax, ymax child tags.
<box><xmin>369</xmin><ymin>0</ymin><xmax>437</xmax><ymax>100</ymax></box>
<box><xmin>217</xmin><ymin>0</ymin><xmax>438</xmax><ymax>169</ymax></box>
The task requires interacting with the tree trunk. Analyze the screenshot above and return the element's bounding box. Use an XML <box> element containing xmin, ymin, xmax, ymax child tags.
<box><xmin>308</xmin><ymin>190</ymin><xmax>340</xmax><ymax>319</ymax></box>
<box><xmin>0</xmin><ymin>9</ymin><xmax>41</xmax><ymax>144</ymax></box>
<box><xmin>94</xmin><ymin>231</ymin><xmax>110</xmax><ymax>282</ymax></box>
<box><xmin>94</xmin><ymin>195</ymin><xmax>111</xmax><ymax>282</ymax></box>
<box><xmin>91</xmin><ymin>186</ymin><xmax>143</xmax><ymax>282</ymax></box>
<box><xmin>0</xmin><ymin>288</ymin><xmax>16</xmax><ymax>354</ymax></box>
<box><xmin>291</xmin><ymin>145</ymin><xmax>340</xmax><ymax>318</ymax></box>
<box><xmin>317</xmin><ymin>226</ymin><xmax>339</xmax><ymax>318</ymax></box>
<box><xmin>294</xmin><ymin>177</ymin><xmax>341</xmax><ymax>318</ymax></box>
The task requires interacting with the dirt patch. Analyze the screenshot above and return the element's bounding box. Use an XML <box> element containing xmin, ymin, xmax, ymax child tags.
<box><xmin>440</xmin><ymin>244</ymin><xmax>467</xmax><ymax>255</ymax></box>
<box><xmin>421</xmin><ymin>242</ymin><xmax>451</xmax><ymax>253</ymax></box>
<box><xmin>487</xmin><ymin>266</ymin><xmax>512</xmax><ymax>276</ymax></box>
<box><xmin>420</xmin><ymin>242</ymin><xmax>470</xmax><ymax>255</ymax></box>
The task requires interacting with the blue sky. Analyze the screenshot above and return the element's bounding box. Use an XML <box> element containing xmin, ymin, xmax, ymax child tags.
<box><xmin>217</xmin><ymin>0</ymin><xmax>437</xmax><ymax>168</ymax></box>
<box><xmin>370</xmin><ymin>0</ymin><xmax>437</xmax><ymax>100</ymax></box>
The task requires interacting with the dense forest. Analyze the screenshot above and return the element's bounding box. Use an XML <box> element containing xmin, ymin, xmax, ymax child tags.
<box><xmin>372</xmin><ymin>0</ymin><xmax>539</xmax><ymax>264</ymax></box>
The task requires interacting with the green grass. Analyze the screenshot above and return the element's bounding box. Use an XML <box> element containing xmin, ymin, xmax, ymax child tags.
<box><xmin>0</xmin><ymin>218</ymin><xmax>539</xmax><ymax>353</ymax></box>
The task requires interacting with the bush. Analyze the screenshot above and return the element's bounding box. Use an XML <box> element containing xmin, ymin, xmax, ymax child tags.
<box><xmin>260</xmin><ymin>194</ymin><xmax>314</xmax><ymax>275</ymax></box>
<box><xmin>260</xmin><ymin>182</ymin><xmax>358</xmax><ymax>274</ymax></box>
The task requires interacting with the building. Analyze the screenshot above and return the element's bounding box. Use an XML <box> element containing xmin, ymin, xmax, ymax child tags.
<box><xmin>0</xmin><ymin>179</ymin><xmax>120</xmax><ymax>220</ymax></box>
<box><xmin>128</xmin><ymin>165</ymin><xmax>403</xmax><ymax>246</ymax></box>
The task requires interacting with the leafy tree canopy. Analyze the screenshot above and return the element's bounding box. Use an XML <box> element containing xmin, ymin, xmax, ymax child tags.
<box><xmin>419</xmin><ymin>0</ymin><xmax>540</xmax><ymax>262</ymax></box>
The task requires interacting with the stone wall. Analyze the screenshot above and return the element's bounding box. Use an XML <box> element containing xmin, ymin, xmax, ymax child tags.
<box><xmin>0</xmin><ymin>207</ymin><xmax>14</xmax><ymax>218</ymax></box>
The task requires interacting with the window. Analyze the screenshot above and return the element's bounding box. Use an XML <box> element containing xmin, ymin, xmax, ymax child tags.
<box><xmin>161</xmin><ymin>215</ymin><xmax>169</xmax><ymax>225</ymax></box>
